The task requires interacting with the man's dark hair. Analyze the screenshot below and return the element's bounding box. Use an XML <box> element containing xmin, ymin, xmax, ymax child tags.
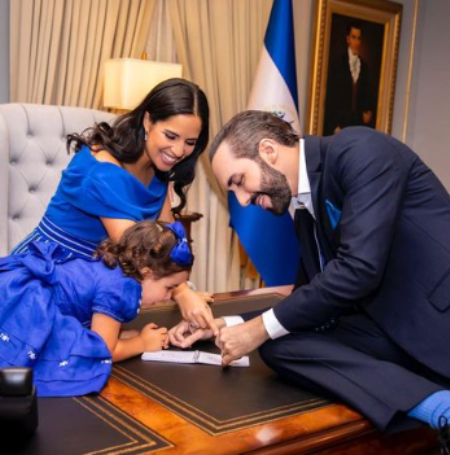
<box><xmin>209</xmin><ymin>110</ymin><xmax>300</xmax><ymax>163</ymax></box>
<box><xmin>346</xmin><ymin>20</ymin><xmax>363</xmax><ymax>36</ymax></box>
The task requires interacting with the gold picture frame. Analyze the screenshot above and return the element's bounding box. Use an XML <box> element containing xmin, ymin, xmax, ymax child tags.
<box><xmin>306</xmin><ymin>0</ymin><xmax>402</xmax><ymax>136</ymax></box>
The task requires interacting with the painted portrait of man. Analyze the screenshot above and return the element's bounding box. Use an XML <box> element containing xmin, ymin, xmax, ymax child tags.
<box><xmin>324</xmin><ymin>16</ymin><xmax>384</xmax><ymax>135</ymax></box>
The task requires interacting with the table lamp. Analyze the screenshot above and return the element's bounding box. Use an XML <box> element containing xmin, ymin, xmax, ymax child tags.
<box><xmin>103</xmin><ymin>58</ymin><xmax>182</xmax><ymax>110</ymax></box>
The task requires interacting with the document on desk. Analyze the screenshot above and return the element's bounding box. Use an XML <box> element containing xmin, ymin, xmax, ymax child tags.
<box><xmin>141</xmin><ymin>350</ymin><xmax>250</xmax><ymax>368</ymax></box>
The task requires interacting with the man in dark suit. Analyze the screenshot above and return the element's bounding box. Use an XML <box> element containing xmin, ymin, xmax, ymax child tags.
<box><xmin>324</xmin><ymin>21</ymin><xmax>374</xmax><ymax>135</ymax></box>
<box><xmin>204</xmin><ymin>110</ymin><xmax>450</xmax><ymax>450</ymax></box>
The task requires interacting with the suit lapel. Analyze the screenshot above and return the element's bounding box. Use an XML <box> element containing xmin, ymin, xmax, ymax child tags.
<box><xmin>304</xmin><ymin>136</ymin><xmax>338</xmax><ymax>264</ymax></box>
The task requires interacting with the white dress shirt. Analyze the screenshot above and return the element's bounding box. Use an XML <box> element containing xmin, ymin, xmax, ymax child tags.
<box><xmin>224</xmin><ymin>139</ymin><xmax>312</xmax><ymax>339</ymax></box>
<box><xmin>348</xmin><ymin>47</ymin><xmax>361</xmax><ymax>84</ymax></box>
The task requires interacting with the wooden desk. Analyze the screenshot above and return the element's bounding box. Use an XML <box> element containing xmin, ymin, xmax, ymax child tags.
<box><xmin>10</xmin><ymin>288</ymin><xmax>439</xmax><ymax>455</ymax></box>
<box><xmin>103</xmin><ymin>287</ymin><xmax>438</xmax><ymax>455</ymax></box>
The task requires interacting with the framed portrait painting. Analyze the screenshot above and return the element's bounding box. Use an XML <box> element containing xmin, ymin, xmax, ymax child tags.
<box><xmin>306</xmin><ymin>0</ymin><xmax>402</xmax><ymax>136</ymax></box>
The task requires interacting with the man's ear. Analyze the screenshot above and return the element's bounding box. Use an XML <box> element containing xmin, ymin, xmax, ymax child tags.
<box><xmin>258</xmin><ymin>138</ymin><xmax>278</xmax><ymax>165</ymax></box>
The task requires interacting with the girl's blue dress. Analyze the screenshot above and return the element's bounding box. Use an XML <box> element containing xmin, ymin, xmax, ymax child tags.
<box><xmin>0</xmin><ymin>241</ymin><xmax>141</xmax><ymax>397</ymax></box>
<box><xmin>12</xmin><ymin>146</ymin><xmax>168</xmax><ymax>258</ymax></box>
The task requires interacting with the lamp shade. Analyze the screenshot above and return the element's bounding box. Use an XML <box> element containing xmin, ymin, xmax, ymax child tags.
<box><xmin>103</xmin><ymin>58</ymin><xmax>183</xmax><ymax>110</ymax></box>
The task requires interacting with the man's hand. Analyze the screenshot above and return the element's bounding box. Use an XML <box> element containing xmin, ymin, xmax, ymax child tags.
<box><xmin>169</xmin><ymin>318</ymin><xmax>226</xmax><ymax>349</ymax></box>
<box><xmin>216</xmin><ymin>316</ymin><xmax>270</xmax><ymax>366</ymax></box>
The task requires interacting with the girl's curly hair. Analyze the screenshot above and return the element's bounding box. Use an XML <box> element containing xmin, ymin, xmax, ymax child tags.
<box><xmin>95</xmin><ymin>221</ymin><xmax>193</xmax><ymax>280</ymax></box>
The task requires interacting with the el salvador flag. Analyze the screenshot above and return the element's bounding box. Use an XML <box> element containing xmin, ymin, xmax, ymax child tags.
<box><xmin>228</xmin><ymin>0</ymin><xmax>301</xmax><ymax>286</ymax></box>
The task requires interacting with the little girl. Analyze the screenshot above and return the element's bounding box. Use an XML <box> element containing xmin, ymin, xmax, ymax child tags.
<box><xmin>0</xmin><ymin>220</ymin><xmax>193</xmax><ymax>397</ymax></box>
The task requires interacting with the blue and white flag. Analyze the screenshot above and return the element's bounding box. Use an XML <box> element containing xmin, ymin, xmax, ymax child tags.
<box><xmin>228</xmin><ymin>0</ymin><xmax>300</xmax><ymax>286</ymax></box>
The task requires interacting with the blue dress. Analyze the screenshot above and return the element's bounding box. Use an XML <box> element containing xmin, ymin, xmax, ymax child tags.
<box><xmin>0</xmin><ymin>242</ymin><xmax>141</xmax><ymax>397</ymax></box>
<box><xmin>12</xmin><ymin>146</ymin><xmax>168</xmax><ymax>258</ymax></box>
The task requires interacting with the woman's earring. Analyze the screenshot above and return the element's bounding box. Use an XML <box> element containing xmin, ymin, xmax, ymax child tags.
<box><xmin>144</xmin><ymin>131</ymin><xmax>148</xmax><ymax>141</ymax></box>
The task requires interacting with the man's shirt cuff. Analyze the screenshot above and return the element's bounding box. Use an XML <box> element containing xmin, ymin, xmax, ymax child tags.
<box><xmin>222</xmin><ymin>316</ymin><xmax>244</xmax><ymax>327</ymax></box>
<box><xmin>262</xmin><ymin>309</ymin><xmax>290</xmax><ymax>339</ymax></box>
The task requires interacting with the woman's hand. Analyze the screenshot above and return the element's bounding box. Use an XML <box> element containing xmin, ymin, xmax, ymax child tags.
<box><xmin>140</xmin><ymin>323</ymin><xmax>169</xmax><ymax>352</ymax></box>
<box><xmin>168</xmin><ymin>318</ymin><xmax>226</xmax><ymax>349</ymax></box>
<box><xmin>172</xmin><ymin>284</ymin><xmax>218</xmax><ymax>335</ymax></box>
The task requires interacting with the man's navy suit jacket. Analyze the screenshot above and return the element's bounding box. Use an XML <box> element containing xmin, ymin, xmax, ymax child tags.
<box><xmin>273</xmin><ymin>127</ymin><xmax>450</xmax><ymax>378</ymax></box>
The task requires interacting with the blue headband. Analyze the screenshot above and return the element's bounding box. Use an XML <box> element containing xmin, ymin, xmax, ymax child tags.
<box><xmin>166</xmin><ymin>221</ymin><xmax>193</xmax><ymax>266</ymax></box>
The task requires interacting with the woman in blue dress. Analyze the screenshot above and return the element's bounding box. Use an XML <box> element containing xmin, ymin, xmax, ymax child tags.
<box><xmin>11</xmin><ymin>78</ymin><xmax>218</xmax><ymax>334</ymax></box>
<box><xmin>0</xmin><ymin>221</ymin><xmax>193</xmax><ymax>397</ymax></box>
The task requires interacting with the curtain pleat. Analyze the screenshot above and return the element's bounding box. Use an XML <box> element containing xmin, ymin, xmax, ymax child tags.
<box><xmin>121</xmin><ymin>0</ymin><xmax>140</xmax><ymax>57</ymax></box>
<box><xmin>54</xmin><ymin>0</ymin><xmax>73</xmax><ymax>105</ymax></box>
<box><xmin>43</xmin><ymin>0</ymin><xmax>64</xmax><ymax>104</ymax></box>
<box><xmin>10</xmin><ymin>0</ymin><xmax>157</xmax><ymax>108</ymax></box>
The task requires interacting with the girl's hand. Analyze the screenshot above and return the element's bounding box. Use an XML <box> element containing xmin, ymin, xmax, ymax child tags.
<box><xmin>119</xmin><ymin>329</ymin><xmax>139</xmax><ymax>340</ymax></box>
<box><xmin>168</xmin><ymin>318</ymin><xmax>225</xmax><ymax>349</ymax></box>
<box><xmin>172</xmin><ymin>284</ymin><xmax>218</xmax><ymax>335</ymax></box>
<box><xmin>140</xmin><ymin>323</ymin><xmax>169</xmax><ymax>352</ymax></box>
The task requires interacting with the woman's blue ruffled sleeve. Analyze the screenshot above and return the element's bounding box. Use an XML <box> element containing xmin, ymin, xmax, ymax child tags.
<box><xmin>58</xmin><ymin>151</ymin><xmax>168</xmax><ymax>221</ymax></box>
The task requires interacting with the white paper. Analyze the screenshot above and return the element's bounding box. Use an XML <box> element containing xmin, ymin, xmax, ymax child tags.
<box><xmin>141</xmin><ymin>350</ymin><xmax>250</xmax><ymax>368</ymax></box>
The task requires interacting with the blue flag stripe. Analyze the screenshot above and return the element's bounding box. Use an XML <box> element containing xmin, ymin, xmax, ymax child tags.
<box><xmin>264</xmin><ymin>0</ymin><xmax>298</xmax><ymax>105</ymax></box>
<box><xmin>228</xmin><ymin>194</ymin><xmax>299</xmax><ymax>286</ymax></box>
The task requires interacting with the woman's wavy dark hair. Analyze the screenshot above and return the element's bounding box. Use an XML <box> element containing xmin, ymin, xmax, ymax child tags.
<box><xmin>67</xmin><ymin>78</ymin><xmax>210</xmax><ymax>214</ymax></box>
<box><xmin>95</xmin><ymin>221</ymin><xmax>193</xmax><ymax>280</ymax></box>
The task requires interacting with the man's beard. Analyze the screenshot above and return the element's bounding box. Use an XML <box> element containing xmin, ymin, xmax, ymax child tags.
<box><xmin>252</xmin><ymin>159</ymin><xmax>291</xmax><ymax>215</ymax></box>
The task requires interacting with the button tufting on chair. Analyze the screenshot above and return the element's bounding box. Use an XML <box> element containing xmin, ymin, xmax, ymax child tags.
<box><xmin>0</xmin><ymin>104</ymin><xmax>115</xmax><ymax>255</ymax></box>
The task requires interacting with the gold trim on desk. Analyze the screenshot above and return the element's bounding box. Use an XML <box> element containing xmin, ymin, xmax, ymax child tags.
<box><xmin>73</xmin><ymin>395</ymin><xmax>173</xmax><ymax>455</ymax></box>
<box><xmin>113</xmin><ymin>366</ymin><xmax>329</xmax><ymax>436</ymax></box>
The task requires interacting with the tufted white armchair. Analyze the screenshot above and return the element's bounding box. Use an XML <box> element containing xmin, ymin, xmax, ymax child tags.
<box><xmin>0</xmin><ymin>104</ymin><xmax>115</xmax><ymax>256</ymax></box>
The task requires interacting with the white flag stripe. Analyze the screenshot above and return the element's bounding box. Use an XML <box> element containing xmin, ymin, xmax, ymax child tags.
<box><xmin>247</xmin><ymin>47</ymin><xmax>300</xmax><ymax>132</ymax></box>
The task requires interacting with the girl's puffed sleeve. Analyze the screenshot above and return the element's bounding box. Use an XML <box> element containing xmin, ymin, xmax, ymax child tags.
<box><xmin>92</xmin><ymin>270</ymin><xmax>142</xmax><ymax>323</ymax></box>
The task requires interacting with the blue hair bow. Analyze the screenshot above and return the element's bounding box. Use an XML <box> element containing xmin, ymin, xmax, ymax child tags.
<box><xmin>166</xmin><ymin>221</ymin><xmax>193</xmax><ymax>266</ymax></box>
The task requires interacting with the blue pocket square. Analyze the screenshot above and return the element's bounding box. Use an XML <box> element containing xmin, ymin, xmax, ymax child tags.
<box><xmin>325</xmin><ymin>199</ymin><xmax>342</xmax><ymax>230</ymax></box>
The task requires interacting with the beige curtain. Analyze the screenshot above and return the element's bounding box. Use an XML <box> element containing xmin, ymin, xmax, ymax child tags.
<box><xmin>167</xmin><ymin>0</ymin><xmax>273</xmax><ymax>292</ymax></box>
<box><xmin>10</xmin><ymin>0</ymin><xmax>156</xmax><ymax>108</ymax></box>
